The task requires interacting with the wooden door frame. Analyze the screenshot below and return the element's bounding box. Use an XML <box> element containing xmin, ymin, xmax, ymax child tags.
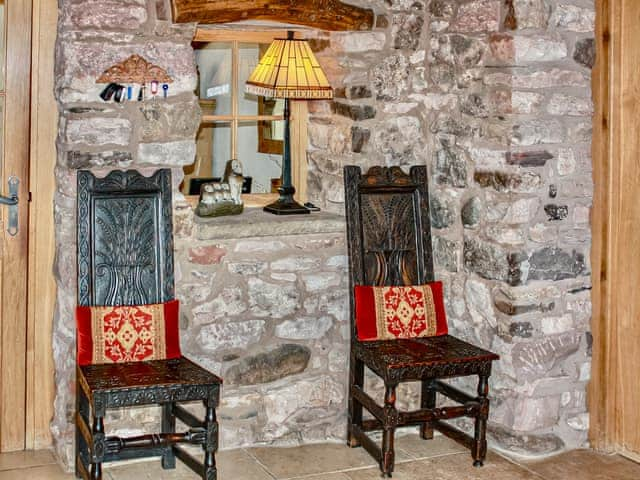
<box><xmin>590</xmin><ymin>0</ymin><xmax>640</xmax><ymax>456</ymax></box>
<box><xmin>26</xmin><ymin>0</ymin><xmax>56</xmax><ymax>450</ymax></box>
<box><xmin>0</xmin><ymin>0</ymin><xmax>56</xmax><ymax>451</ymax></box>
<box><xmin>0</xmin><ymin>0</ymin><xmax>33</xmax><ymax>451</ymax></box>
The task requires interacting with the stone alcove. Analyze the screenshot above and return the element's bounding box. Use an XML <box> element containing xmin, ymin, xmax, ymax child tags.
<box><xmin>53</xmin><ymin>0</ymin><xmax>595</xmax><ymax>471</ymax></box>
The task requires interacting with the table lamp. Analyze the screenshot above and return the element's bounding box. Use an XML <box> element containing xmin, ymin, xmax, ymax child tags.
<box><xmin>246</xmin><ymin>31</ymin><xmax>333</xmax><ymax>214</ymax></box>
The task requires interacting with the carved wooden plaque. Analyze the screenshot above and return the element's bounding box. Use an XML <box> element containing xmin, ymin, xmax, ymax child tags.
<box><xmin>97</xmin><ymin>54</ymin><xmax>173</xmax><ymax>84</ymax></box>
<box><xmin>171</xmin><ymin>0</ymin><xmax>375</xmax><ymax>31</ymax></box>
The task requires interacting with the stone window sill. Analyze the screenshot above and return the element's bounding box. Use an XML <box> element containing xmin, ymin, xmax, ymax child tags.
<box><xmin>193</xmin><ymin>206</ymin><xmax>346</xmax><ymax>240</ymax></box>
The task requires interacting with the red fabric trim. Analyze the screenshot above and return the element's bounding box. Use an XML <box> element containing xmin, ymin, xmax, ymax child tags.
<box><xmin>353</xmin><ymin>282</ymin><xmax>448</xmax><ymax>341</ymax></box>
<box><xmin>76</xmin><ymin>305</ymin><xmax>94</xmax><ymax>366</ymax></box>
<box><xmin>354</xmin><ymin>286</ymin><xmax>379</xmax><ymax>341</ymax></box>
<box><xmin>76</xmin><ymin>300</ymin><xmax>182</xmax><ymax>366</ymax></box>
<box><xmin>163</xmin><ymin>299</ymin><xmax>182</xmax><ymax>360</ymax></box>
<box><xmin>429</xmin><ymin>281</ymin><xmax>449</xmax><ymax>336</ymax></box>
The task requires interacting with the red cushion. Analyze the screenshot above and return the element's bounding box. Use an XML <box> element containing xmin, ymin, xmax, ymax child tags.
<box><xmin>76</xmin><ymin>300</ymin><xmax>181</xmax><ymax>366</ymax></box>
<box><xmin>354</xmin><ymin>283</ymin><xmax>448</xmax><ymax>341</ymax></box>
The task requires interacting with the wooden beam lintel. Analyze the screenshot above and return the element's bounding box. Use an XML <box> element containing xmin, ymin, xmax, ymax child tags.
<box><xmin>171</xmin><ymin>0</ymin><xmax>375</xmax><ymax>31</ymax></box>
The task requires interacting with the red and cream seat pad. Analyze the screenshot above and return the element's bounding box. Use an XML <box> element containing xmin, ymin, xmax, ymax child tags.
<box><xmin>354</xmin><ymin>282</ymin><xmax>448</xmax><ymax>341</ymax></box>
<box><xmin>77</xmin><ymin>300</ymin><xmax>181</xmax><ymax>365</ymax></box>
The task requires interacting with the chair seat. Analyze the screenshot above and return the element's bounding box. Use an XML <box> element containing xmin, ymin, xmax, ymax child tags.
<box><xmin>79</xmin><ymin>356</ymin><xmax>222</xmax><ymax>408</ymax></box>
<box><xmin>354</xmin><ymin>335</ymin><xmax>499</xmax><ymax>383</ymax></box>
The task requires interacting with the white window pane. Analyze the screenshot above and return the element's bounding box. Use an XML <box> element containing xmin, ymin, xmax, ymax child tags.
<box><xmin>196</xmin><ymin>42</ymin><xmax>232</xmax><ymax>116</ymax></box>
<box><xmin>238</xmin><ymin>121</ymin><xmax>283</xmax><ymax>194</ymax></box>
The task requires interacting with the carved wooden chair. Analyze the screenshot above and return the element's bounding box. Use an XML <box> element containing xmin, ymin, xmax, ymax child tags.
<box><xmin>75</xmin><ymin>169</ymin><xmax>222</xmax><ymax>480</ymax></box>
<box><xmin>344</xmin><ymin>165</ymin><xmax>499</xmax><ymax>477</ymax></box>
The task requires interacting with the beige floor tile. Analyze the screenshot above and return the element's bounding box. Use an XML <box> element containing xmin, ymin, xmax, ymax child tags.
<box><xmin>299</xmin><ymin>474</ymin><xmax>352</xmax><ymax>480</ymax></box>
<box><xmin>395</xmin><ymin>434</ymin><xmax>466</xmax><ymax>460</ymax></box>
<box><xmin>344</xmin><ymin>453</ymin><xmax>541</xmax><ymax>480</ymax></box>
<box><xmin>0</xmin><ymin>464</ymin><xmax>73</xmax><ymax>480</ymax></box>
<box><xmin>247</xmin><ymin>443</ymin><xmax>380</xmax><ymax>478</ymax></box>
<box><xmin>523</xmin><ymin>449</ymin><xmax>640</xmax><ymax>480</ymax></box>
<box><xmin>106</xmin><ymin>449</ymin><xmax>274</xmax><ymax>480</ymax></box>
<box><xmin>0</xmin><ymin>449</ymin><xmax>57</xmax><ymax>471</ymax></box>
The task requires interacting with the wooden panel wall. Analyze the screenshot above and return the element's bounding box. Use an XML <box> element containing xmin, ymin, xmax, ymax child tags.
<box><xmin>1</xmin><ymin>0</ymin><xmax>33</xmax><ymax>452</ymax></box>
<box><xmin>26</xmin><ymin>0</ymin><xmax>57</xmax><ymax>449</ymax></box>
<box><xmin>590</xmin><ymin>0</ymin><xmax>640</xmax><ymax>457</ymax></box>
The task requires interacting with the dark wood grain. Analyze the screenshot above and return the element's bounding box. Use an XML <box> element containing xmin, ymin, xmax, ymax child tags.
<box><xmin>343</xmin><ymin>165</ymin><xmax>499</xmax><ymax>477</ymax></box>
<box><xmin>75</xmin><ymin>170</ymin><xmax>222</xmax><ymax>480</ymax></box>
<box><xmin>171</xmin><ymin>0</ymin><xmax>375</xmax><ymax>31</ymax></box>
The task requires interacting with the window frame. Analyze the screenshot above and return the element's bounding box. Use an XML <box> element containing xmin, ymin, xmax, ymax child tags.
<box><xmin>189</xmin><ymin>28</ymin><xmax>309</xmax><ymax>205</ymax></box>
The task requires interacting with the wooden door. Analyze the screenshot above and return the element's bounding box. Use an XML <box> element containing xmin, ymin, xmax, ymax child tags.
<box><xmin>0</xmin><ymin>0</ymin><xmax>32</xmax><ymax>452</ymax></box>
<box><xmin>591</xmin><ymin>0</ymin><xmax>640</xmax><ymax>459</ymax></box>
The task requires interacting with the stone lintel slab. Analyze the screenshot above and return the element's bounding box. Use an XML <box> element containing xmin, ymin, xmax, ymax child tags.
<box><xmin>195</xmin><ymin>208</ymin><xmax>345</xmax><ymax>241</ymax></box>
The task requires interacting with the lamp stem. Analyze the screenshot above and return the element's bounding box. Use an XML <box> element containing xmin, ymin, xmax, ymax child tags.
<box><xmin>263</xmin><ymin>97</ymin><xmax>310</xmax><ymax>214</ymax></box>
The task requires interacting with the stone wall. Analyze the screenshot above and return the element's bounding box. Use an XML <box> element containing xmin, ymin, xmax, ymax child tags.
<box><xmin>307</xmin><ymin>0</ymin><xmax>594</xmax><ymax>456</ymax></box>
<box><xmin>52</xmin><ymin>0</ymin><xmax>595</xmax><ymax>470</ymax></box>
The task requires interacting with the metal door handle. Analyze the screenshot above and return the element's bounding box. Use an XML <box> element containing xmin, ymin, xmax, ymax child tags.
<box><xmin>0</xmin><ymin>176</ymin><xmax>19</xmax><ymax>236</ymax></box>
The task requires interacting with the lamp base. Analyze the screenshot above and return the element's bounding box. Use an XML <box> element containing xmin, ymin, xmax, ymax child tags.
<box><xmin>263</xmin><ymin>186</ymin><xmax>310</xmax><ymax>215</ymax></box>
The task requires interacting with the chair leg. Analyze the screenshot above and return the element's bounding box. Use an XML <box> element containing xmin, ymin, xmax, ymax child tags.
<box><xmin>381</xmin><ymin>383</ymin><xmax>397</xmax><ymax>478</ymax></box>
<box><xmin>90</xmin><ymin>413</ymin><xmax>104</xmax><ymax>480</ymax></box>
<box><xmin>472</xmin><ymin>375</ymin><xmax>489</xmax><ymax>467</ymax></box>
<box><xmin>161</xmin><ymin>402</ymin><xmax>176</xmax><ymax>469</ymax></box>
<box><xmin>419</xmin><ymin>379</ymin><xmax>436</xmax><ymax>440</ymax></box>
<box><xmin>76</xmin><ymin>381</ymin><xmax>90</xmax><ymax>479</ymax></box>
<box><xmin>347</xmin><ymin>355</ymin><xmax>364</xmax><ymax>448</ymax></box>
<box><xmin>203</xmin><ymin>404</ymin><xmax>218</xmax><ymax>480</ymax></box>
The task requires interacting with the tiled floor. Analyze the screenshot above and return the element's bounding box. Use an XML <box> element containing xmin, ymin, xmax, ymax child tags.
<box><xmin>1</xmin><ymin>436</ymin><xmax>639</xmax><ymax>479</ymax></box>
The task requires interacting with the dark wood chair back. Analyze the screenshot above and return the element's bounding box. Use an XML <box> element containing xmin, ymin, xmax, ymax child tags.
<box><xmin>344</xmin><ymin>165</ymin><xmax>435</xmax><ymax>338</ymax></box>
<box><xmin>77</xmin><ymin>169</ymin><xmax>175</xmax><ymax>307</ymax></box>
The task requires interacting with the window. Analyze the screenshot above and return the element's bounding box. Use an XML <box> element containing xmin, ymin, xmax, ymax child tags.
<box><xmin>184</xmin><ymin>29</ymin><xmax>309</xmax><ymax>204</ymax></box>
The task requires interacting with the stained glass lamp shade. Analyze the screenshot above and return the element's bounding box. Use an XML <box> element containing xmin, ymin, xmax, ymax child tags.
<box><xmin>246</xmin><ymin>32</ymin><xmax>333</xmax><ymax>214</ymax></box>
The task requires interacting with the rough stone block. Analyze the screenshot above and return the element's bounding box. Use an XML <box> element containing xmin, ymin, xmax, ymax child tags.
<box><xmin>192</xmin><ymin>287</ymin><xmax>247</xmax><ymax>325</ymax></box>
<box><xmin>512</xmin><ymin>332</ymin><xmax>581</xmax><ymax>377</ymax></box>
<box><xmin>461</xmin><ymin>196</ymin><xmax>482</xmax><ymax>228</ymax></box>
<box><xmin>474</xmin><ymin>170</ymin><xmax>542</xmax><ymax>193</ymax></box>
<box><xmin>137</xmin><ymin>140</ymin><xmax>196</xmax><ymax>166</ymax></box>
<box><xmin>514</xmin><ymin>0</ymin><xmax>551</xmax><ymax>29</ymax></box>
<box><xmin>551</xmin><ymin>4</ymin><xmax>595</xmax><ymax>33</ymax></box>
<box><xmin>331</xmin><ymin>31</ymin><xmax>386</xmax><ymax>53</ymax></box>
<box><xmin>64</xmin><ymin>117</ymin><xmax>131</xmax><ymax>146</ymax></box>
<box><xmin>197</xmin><ymin>320</ymin><xmax>265</xmax><ymax>351</ymax></box>
<box><xmin>514</xmin><ymin>35</ymin><xmax>567</xmax><ymax>63</ymax></box>
<box><xmin>431</xmin><ymin>34</ymin><xmax>486</xmax><ymax>67</ymax></box>
<box><xmin>248</xmin><ymin>278</ymin><xmax>299</xmax><ymax>318</ymax></box>
<box><xmin>528</xmin><ymin>247</ymin><xmax>587</xmax><ymax>281</ymax></box>
<box><xmin>573</xmin><ymin>38</ymin><xmax>595</xmax><ymax>69</ymax></box>
<box><xmin>331</xmin><ymin>101</ymin><xmax>376</xmax><ymax>121</ymax></box>
<box><xmin>351</xmin><ymin>126</ymin><xmax>371</xmax><ymax>153</ymax></box>
<box><xmin>65</xmin><ymin>1</ymin><xmax>148</xmax><ymax>30</ymax></box>
<box><xmin>512</xmin><ymin>120</ymin><xmax>564</xmax><ymax>145</ymax></box>
<box><xmin>275</xmin><ymin>316</ymin><xmax>333</xmax><ymax>340</ymax></box>
<box><xmin>372</xmin><ymin>54</ymin><xmax>410</xmax><ymax>100</ymax></box>
<box><xmin>434</xmin><ymin>139</ymin><xmax>468</xmax><ymax>188</ymax></box>
<box><xmin>224</xmin><ymin>344</ymin><xmax>311</xmax><ymax>385</ymax></box>
<box><xmin>463</xmin><ymin>237</ymin><xmax>521</xmax><ymax>284</ymax></box>
<box><xmin>507</xmin><ymin>151</ymin><xmax>553</xmax><ymax>167</ymax></box>
<box><xmin>512</xmin><ymin>68</ymin><xmax>588</xmax><ymax>88</ymax></box>
<box><xmin>544</xmin><ymin>204</ymin><xmax>569</xmax><ymax>221</ymax></box>
<box><xmin>188</xmin><ymin>245</ymin><xmax>226</xmax><ymax>265</ymax></box>
<box><xmin>65</xmin><ymin>150</ymin><xmax>133</xmax><ymax>169</ymax></box>
<box><xmin>512</xmin><ymin>396</ymin><xmax>561</xmax><ymax>431</ymax></box>
<box><xmin>430</xmin><ymin>195</ymin><xmax>457</xmax><ymax>229</ymax></box>
<box><xmin>392</xmin><ymin>13</ymin><xmax>424</xmax><ymax>50</ymax></box>
<box><xmin>489</xmin><ymin>33</ymin><xmax>515</xmax><ymax>63</ymax></box>
<box><xmin>450</xmin><ymin>0</ymin><xmax>500</xmax><ymax>33</ymax></box>
<box><xmin>433</xmin><ymin>236</ymin><xmax>460</xmax><ymax>272</ymax></box>
<box><xmin>547</xmin><ymin>93</ymin><xmax>593</xmax><ymax>116</ymax></box>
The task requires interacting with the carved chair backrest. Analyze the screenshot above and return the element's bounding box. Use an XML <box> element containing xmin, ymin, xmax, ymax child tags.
<box><xmin>344</xmin><ymin>166</ymin><xmax>435</xmax><ymax>339</ymax></box>
<box><xmin>77</xmin><ymin>169</ymin><xmax>175</xmax><ymax>307</ymax></box>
